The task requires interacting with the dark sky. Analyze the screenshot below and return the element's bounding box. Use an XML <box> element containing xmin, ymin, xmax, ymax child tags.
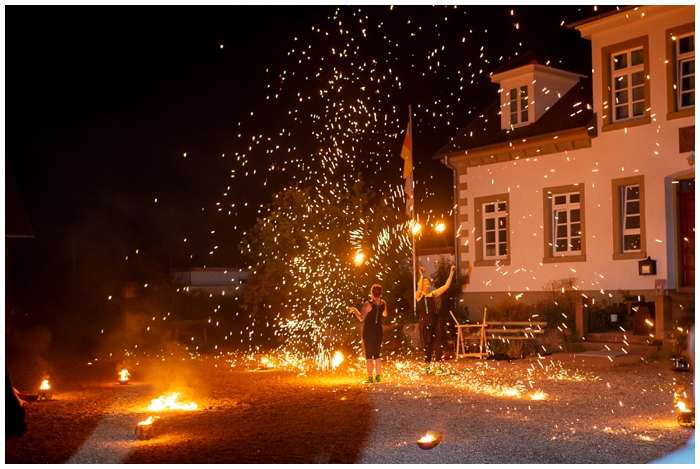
<box><xmin>6</xmin><ymin>5</ymin><xmax>617</xmax><ymax>313</ymax></box>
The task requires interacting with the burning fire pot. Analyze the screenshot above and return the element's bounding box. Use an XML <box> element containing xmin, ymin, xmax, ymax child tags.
<box><xmin>118</xmin><ymin>369</ymin><xmax>130</xmax><ymax>385</ymax></box>
<box><xmin>677</xmin><ymin>402</ymin><xmax>695</xmax><ymax>428</ymax></box>
<box><xmin>38</xmin><ymin>379</ymin><xmax>53</xmax><ymax>401</ymax></box>
<box><xmin>135</xmin><ymin>416</ymin><xmax>159</xmax><ymax>440</ymax></box>
<box><xmin>416</xmin><ymin>432</ymin><xmax>442</xmax><ymax>450</ymax></box>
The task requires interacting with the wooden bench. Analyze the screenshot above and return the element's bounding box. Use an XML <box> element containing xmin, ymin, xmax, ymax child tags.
<box><xmin>451</xmin><ymin>310</ymin><xmax>547</xmax><ymax>359</ymax></box>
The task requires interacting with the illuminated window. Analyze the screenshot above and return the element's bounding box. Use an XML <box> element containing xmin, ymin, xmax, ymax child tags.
<box><xmin>621</xmin><ymin>185</ymin><xmax>641</xmax><ymax>253</ymax></box>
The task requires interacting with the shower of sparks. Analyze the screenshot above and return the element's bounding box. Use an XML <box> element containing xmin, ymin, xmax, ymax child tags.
<box><xmin>98</xmin><ymin>6</ymin><xmax>633</xmax><ymax>370</ymax></box>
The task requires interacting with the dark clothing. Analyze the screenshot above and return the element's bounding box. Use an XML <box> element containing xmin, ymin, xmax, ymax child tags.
<box><xmin>417</xmin><ymin>294</ymin><xmax>444</xmax><ymax>363</ymax></box>
<box><xmin>6</xmin><ymin>370</ymin><xmax>26</xmax><ymax>439</ymax></box>
<box><xmin>362</xmin><ymin>300</ymin><xmax>385</xmax><ymax>359</ymax></box>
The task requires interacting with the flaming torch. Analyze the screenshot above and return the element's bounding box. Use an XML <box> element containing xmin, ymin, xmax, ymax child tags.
<box><xmin>416</xmin><ymin>432</ymin><xmax>442</xmax><ymax>450</ymax></box>
<box><xmin>135</xmin><ymin>416</ymin><xmax>159</xmax><ymax>440</ymax></box>
<box><xmin>118</xmin><ymin>369</ymin><xmax>130</xmax><ymax>385</ymax></box>
<box><xmin>38</xmin><ymin>379</ymin><xmax>52</xmax><ymax>401</ymax></box>
<box><xmin>676</xmin><ymin>402</ymin><xmax>695</xmax><ymax>428</ymax></box>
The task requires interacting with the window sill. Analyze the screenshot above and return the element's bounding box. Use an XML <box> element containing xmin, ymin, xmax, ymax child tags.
<box><xmin>543</xmin><ymin>254</ymin><xmax>586</xmax><ymax>264</ymax></box>
<box><xmin>612</xmin><ymin>252</ymin><xmax>647</xmax><ymax>260</ymax></box>
<box><xmin>602</xmin><ymin>116</ymin><xmax>651</xmax><ymax>133</ymax></box>
<box><xmin>667</xmin><ymin>109</ymin><xmax>694</xmax><ymax>121</ymax></box>
<box><xmin>475</xmin><ymin>259</ymin><xmax>511</xmax><ymax>267</ymax></box>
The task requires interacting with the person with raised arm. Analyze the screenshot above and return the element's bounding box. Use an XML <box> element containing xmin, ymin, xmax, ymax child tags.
<box><xmin>416</xmin><ymin>265</ymin><xmax>455</xmax><ymax>375</ymax></box>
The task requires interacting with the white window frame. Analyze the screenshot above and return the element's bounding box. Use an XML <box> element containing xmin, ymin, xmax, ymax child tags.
<box><xmin>482</xmin><ymin>201</ymin><xmax>508</xmax><ymax>260</ymax></box>
<box><xmin>621</xmin><ymin>184</ymin><xmax>641</xmax><ymax>253</ymax></box>
<box><xmin>677</xmin><ymin>32</ymin><xmax>695</xmax><ymax>111</ymax></box>
<box><xmin>552</xmin><ymin>192</ymin><xmax>582</xmax><ymax>256</ymax></box>
<box><xmin>611</xmin><ymin>47</ymin><xmax>645</xmax><ymax>122</ymax></box>
<box><xmin>508</xmin><ymin>85</ymin><xmax>529</xmax><ymax>127</ymax></box>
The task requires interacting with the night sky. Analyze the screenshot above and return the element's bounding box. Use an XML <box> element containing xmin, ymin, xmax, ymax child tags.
<box><xmin>6</xmin><ymin>5</ymin><xmax>617</xmax><ymax>318</ymax></box>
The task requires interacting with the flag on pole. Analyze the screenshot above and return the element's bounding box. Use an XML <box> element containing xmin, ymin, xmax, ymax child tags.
<box><xmin>400</xmin><ymin>123</ymin><xmax>413</xmax><ymax>217</ymax></box>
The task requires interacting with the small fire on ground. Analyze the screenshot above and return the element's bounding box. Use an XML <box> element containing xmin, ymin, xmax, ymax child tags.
<box><xmin>148</xmin><ymin>392</ymin><xmax>198</xmax><ymax>411</ymax></box>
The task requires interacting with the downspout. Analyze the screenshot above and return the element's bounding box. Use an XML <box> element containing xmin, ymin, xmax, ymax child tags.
<box><xmin>442</xmin><ymin>155</ymin><xmax>460</xmax><ymax>277</ymax></box>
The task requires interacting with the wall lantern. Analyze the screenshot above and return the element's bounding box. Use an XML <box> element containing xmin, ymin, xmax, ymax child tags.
<box><xmin>638</xmin><ymin>256</ymin><xmax>656</xmax><ymax>276</ymax></box>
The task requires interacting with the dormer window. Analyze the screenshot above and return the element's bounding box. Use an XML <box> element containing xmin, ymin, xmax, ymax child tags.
<box><xmin>509</xmin><ymin>85</ymin><xmax>529</xmax><ymax>126</ymax></box>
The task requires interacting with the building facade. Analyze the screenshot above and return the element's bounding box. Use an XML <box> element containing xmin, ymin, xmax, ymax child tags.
<box><xmin>436</xmin><ymin>6</ymin><xmax>694</xmax><ymax>326</ymax></box>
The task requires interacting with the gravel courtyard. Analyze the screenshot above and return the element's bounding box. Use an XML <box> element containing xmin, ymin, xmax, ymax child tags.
<box><xmin>5</xmin><ymin>348</ymin><xmax>695</xmax><ymax>464</ymax></box>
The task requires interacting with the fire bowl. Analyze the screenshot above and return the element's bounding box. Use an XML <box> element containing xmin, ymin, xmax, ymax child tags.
<box><xmin>678</xmin><ymin>408</ymin><xmax>695</xmax><ymax>428</ymax></box>
<box><xmin>416</xmin><ymin>434</ymin><xmax>442</xmax><ymax>450</ymax></box>
<box><xmin>135</xmin><ymin>417</ymin><xmax>159</xmax><ymax>440</ymax></box>
<box><xmin>118</xmin><ymin>379</ymin><xmax>130</xmax><ymax>386</ymax></box>
<box><xmin>37</xmin><ymin>389</ymin><xmax>53</xmax><ymax>401</ymax></box>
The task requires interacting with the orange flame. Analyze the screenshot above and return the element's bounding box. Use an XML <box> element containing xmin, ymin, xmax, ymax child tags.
<box><xmin>119</xmin><ymin>369</ymin><xmax>130</xmax><ymax>380</ymax></box>
<box><xmin>677</xmin><ymin>401</ymin><xmax>692</xmax><ymax>413</ymax></box>
<box><xmin>331</xmin><ymin>351</ymin><xmax>344</xmax><ymax>368</ymax></box>
<box><xmin>138</xmin><ymin>416</ymin><xmax>157</xmax><ymax>426</ymax></box>
<box><xmin>418</xmin><ymin>433</ymin><xmax>437</xmax><ymax>443</ymax></box>
<box><xmin>148</xmin><ymin>392</ymin><xmax>197</xmax><ymax>411</ymax></box>
<box><xmin>40</xmin><ymin>379</ymin><xmax>50</xmax><ymax>390</ymax></box>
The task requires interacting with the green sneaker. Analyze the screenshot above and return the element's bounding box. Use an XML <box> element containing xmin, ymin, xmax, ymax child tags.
<box><xmin>374</xmin><ymin>375</ymin><xmax>381</xmax><ymax>383</ymax></box>
<box><xmin>424</xmin><ymin>366</ymin><xmax>431</xmax><ymax>375</ymax></box>
<box><xmin>435</xmin><ymin>366</ymin><xmax>447</xmax><ymax>375</ymax></box>
<box><xmin>363</xmin><ymin>376</ymin><xmax>374</xmax><ymax>384</ymax></box>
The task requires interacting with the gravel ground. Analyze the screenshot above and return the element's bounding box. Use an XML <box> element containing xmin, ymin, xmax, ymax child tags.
<box><xmin>5</xmin><ymin>349</ymin><xmax>695</xmax><ymax>464</ymax></box>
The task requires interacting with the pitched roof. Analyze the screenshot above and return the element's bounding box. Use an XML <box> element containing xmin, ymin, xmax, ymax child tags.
<box><xmin>434</xmin><ymin>76</ymin><xmax>594</xmax><ymax>158</ymax></box>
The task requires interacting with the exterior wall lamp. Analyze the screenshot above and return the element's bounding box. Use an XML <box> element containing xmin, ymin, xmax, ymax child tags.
<box><xmin>638</xmin><ymin>256</ymin><xmax>657</xmax><ymax>275</ymax></box>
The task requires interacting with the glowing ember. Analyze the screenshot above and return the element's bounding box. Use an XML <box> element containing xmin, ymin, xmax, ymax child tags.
<box><xmin>40</xmin><ymin>379</ymin><xmax>50</xmax><ymax>390</ymax></box>
<box><xmin>148</xmin><ymin>392</ymin><xmax>197</xmax><ymax>411</ymax></box>
<box><xmin>418</xmin><ymin>433</ymin><xmax>437</xmax><ymax>443</ymax></box>
<box><xmin>331</xmin><ymin>351</ymin><xmax>344</xmax><ymax>369</ymax></box>
<box><xmin>119</xmin><ymin>369</ymin><xmax>130</xmax><ymax>381</ymax></box>
<box><xmin>529</xmin><ymin>390</ymin><xmax>548</xmax><ymax>400</ymax></box>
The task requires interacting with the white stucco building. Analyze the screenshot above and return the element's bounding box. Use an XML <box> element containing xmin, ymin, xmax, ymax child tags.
<box><xmin>436</xmin><ymin>6</ymin><xmax>694</xmax><ymax>327</ymax></box>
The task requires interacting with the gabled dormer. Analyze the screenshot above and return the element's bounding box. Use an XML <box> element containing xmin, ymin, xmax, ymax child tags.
<box><xmin>490</xmin><ymin>60</ymin><xmax>586</xmax><ymax>130</ymax></box>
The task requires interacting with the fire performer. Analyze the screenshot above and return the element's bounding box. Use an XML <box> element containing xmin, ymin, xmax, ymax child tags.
<box><xmin>416</xmin><ymin>265</ymin><xmax>455</xmax><ymax>375</ymax></box>
<box><xmin>348</xmin><ymin>284</ymin><xmax>388</xmax><ymax>384</ymax></box>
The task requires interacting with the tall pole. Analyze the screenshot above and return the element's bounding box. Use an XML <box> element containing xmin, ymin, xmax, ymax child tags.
<box><xmin>408</xmin><ymin>105</ymin><xmax>417</xmax><ymax>320</ymax></box>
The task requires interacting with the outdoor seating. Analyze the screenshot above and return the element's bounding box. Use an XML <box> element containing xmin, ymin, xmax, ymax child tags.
<box><xmin>451</xmin><ymin>309</ymin><xmax>548</xmax><ymax>359</ymax></box>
